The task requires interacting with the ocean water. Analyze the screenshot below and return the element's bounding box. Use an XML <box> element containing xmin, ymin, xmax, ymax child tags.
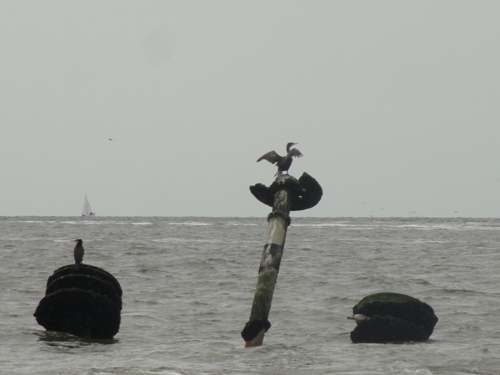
<box><xmin>1</xmin><ymin>216</ymin><xmax>500</xmax><ymax>375</ymax></box>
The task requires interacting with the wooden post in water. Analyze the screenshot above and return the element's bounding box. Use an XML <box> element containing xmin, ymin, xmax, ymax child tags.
<box><xmin>242</xmin><ymin>173</ymin><xmax>322</xmax><ymax>347</ymax></box>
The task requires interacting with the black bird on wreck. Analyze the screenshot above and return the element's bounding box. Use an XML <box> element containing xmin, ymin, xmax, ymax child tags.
<box><xmin>73</xmin><ymin>239</ymin><xmax>84</xmax><ymax>269</ymax></box>
<box><xmin>257</xmin><ymin>142</ymin><xmax>303</xmax><ymax>177</ymax></box>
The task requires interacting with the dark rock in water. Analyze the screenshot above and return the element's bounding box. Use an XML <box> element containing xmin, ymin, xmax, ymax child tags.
<box><xmin>349</xmin><ymin>292</ymin><xmax>438</xmax><ymax>344</ymax></box>
<box><xmin>34</xmin><ymin>264</ymin><xmax>122</xmax><ymax>339</ymax></box>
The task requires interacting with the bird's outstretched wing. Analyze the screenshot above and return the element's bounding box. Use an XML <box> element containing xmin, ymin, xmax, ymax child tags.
<box><xmin>257</xmin><ymin>151</ymin><xmax>283</xmax><ymax>165</ymax></box>
<box><xmin>289</xmin><ymin>148</ymin><xmax>303</xmax><ymax>158</ymax></box>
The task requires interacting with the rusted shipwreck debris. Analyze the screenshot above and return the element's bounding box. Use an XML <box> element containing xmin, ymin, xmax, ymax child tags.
<box><xmin>348</xmin><ymin>292</ymin><xmax>438</xmax><ymax>344</ymax></box>
<box><xmin>34</xmin><ymin>264</ymin><xmax>122</xmax><ymax>339</ymax></box>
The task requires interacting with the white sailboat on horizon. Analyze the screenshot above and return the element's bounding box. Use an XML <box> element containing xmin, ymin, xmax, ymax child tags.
<box><xmin>82</xmin><ymin>194</ymin><xmax>95</xmax><ymax>217</ymax></box>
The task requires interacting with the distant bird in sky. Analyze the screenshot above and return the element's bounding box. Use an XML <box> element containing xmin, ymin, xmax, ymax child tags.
<box><xmin>73</xmin><ymin>239</ymin><xmax>84</xmax><ymax>269</ymax></box>
<box><xmin>257</xmin><ymin>142</ymin><xmax>303</xmax><ymax>177</ymax></box>
<box><xmin>108</xmin><ymin>138</ymin><xmax>113</xmax><ymax>141</ymax></box>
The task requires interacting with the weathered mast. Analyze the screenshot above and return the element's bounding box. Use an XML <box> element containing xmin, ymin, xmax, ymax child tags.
<box><xmin>242</xmin><ymin>173</ymin><xmax>322</xmax><ymax>347</ymax></box>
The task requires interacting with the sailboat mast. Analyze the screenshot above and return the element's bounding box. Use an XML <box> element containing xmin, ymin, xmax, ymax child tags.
<box><xmin>82</xmin><ymin>195</ymin><xmax>95</xmax><ymax>216</ymax></box>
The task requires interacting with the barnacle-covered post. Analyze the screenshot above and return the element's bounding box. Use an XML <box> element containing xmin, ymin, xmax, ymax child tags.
<box><xmin>242</xmin><ymin>173</ymin><xmax>322</xmax><ymax>347</ymax></box>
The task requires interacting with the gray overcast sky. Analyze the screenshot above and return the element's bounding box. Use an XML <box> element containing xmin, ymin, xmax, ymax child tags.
<box><xmin>1</xmin><ymin>1</ymin><xmax>499</xmax><ymax>217</ymax></box>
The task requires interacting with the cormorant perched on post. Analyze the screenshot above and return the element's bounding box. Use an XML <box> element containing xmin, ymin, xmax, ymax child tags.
<box><xmin>74</xmin><ymin>239</ymin><xmax>84</xmax><ymax>270</ymax></box>
<box><xmin>257</xmin><ymin>142</ymin><xmax>303</xmax><ymax>177</ymax></box>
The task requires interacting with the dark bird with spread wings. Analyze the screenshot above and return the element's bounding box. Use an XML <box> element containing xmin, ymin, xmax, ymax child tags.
<box><xmin>257</xmin><ymin>142</ymin><xmax>303</xmax><ymax>176</ymax></box>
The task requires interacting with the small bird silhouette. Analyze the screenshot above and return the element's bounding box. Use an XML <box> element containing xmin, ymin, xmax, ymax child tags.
<box><xmin>73</xmin><ymin>239</ymin><xmax>84</xmax><ymax>270</ymax></box>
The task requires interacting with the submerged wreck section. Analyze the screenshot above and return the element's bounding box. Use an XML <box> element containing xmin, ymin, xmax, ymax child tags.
<box><xmin>349</xmin><ymin>292</ymin><xmax>438</xmax><ymax>344</ymax></box>
<box><xmin>34</xmin><ymin>264</ymin><xmax>122</xmax><ymax>339</ymax></box>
